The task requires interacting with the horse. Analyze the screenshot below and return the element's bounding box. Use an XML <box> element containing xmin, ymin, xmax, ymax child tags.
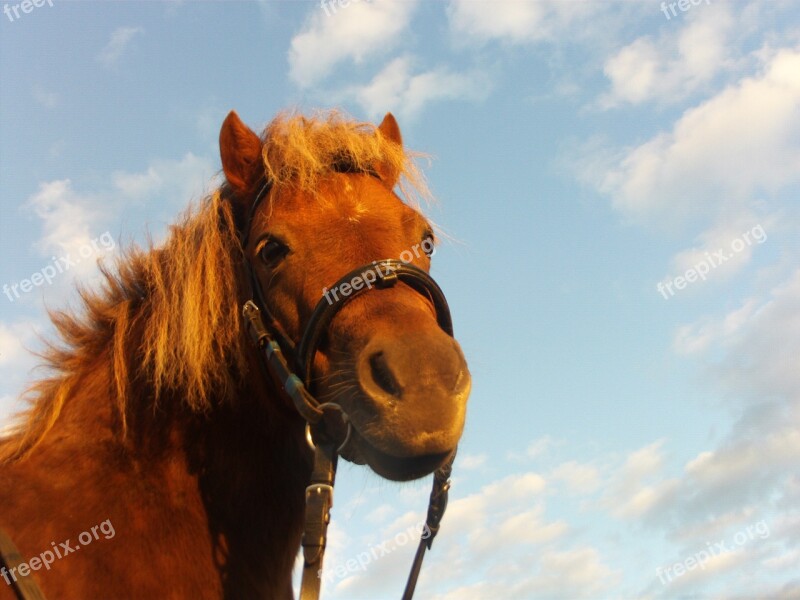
<box><xmin>0</xmin><ymin>110</ymin><xmax>471</xmax><ymax>599</ymax></box>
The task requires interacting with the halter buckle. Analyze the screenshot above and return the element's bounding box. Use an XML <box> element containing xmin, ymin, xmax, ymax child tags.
<box><xmin>305</xmin><ymin>483</ymin><xmax>334</xmax><ymax>509</ymax></box>
<box><xmin>376</xmin><ymin>266</ymin><xmax>399</xmax><ymax>288</ymax></box>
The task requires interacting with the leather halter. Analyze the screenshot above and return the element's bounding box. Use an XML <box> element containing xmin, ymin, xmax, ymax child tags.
<box><xmin>239</xmin><ymin>176</ymin><xmax>456</xmax><ymax>599</ymax></box>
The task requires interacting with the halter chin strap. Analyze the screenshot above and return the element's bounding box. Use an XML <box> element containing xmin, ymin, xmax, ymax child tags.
<box><xmin>240</xmin><ymin>178</ymin><xmax>456</xmax><ymax>600</ymax></box>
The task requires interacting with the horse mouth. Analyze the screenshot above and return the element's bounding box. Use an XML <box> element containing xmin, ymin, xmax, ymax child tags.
<box><xmin>341</xmin><ymin>427</ymin><xmax>454</xmax><ymax>482</ymax></box>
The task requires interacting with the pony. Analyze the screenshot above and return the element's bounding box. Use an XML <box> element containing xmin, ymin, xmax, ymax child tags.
<box><xmin>0</xmin><ymin>110</ymin><xmax>471</xmax><ymax>599</ymax></box>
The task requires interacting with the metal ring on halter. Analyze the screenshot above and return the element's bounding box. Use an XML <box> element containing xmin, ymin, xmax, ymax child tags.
<box><xmin>304</xmin><ymin>403</ymin><xmax>353</xmax><ymax>454</ymax></box>
<box><xmin>305</xmin><ymin>423</ymin><xmax>316</xmax><ymax>451</ymax></box>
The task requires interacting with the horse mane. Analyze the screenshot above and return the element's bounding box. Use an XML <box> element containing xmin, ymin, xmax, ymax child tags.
<box><xmin>260</xmin><ymin>109</ymin><xmax>430</xmax><ymax>205</ymax></box>
<box><xmin>0</xmin><ymin>109</ymin><xmax>431</xmax><ymax>463</ymax></box>
<box><xmin>0</xmin><ymin>192</ymin><xmax>246</xmax><ymax>463</ymax></box>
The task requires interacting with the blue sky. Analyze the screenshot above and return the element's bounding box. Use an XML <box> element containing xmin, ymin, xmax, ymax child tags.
<box><xmin>1</xmin><ymin>0</ymin><xmax>799</xmax><ymax>598</ymax></box>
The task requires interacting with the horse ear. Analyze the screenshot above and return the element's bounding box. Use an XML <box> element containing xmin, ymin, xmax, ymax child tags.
<box><xmin>375</xmin><ymin>113</ymin><xmax>403</xmax><ymax>189</ymax></box>
<box><xmin>220</xmin><ymin>111</ymin><xmax>263</xmax><ymax>199</ymax></box>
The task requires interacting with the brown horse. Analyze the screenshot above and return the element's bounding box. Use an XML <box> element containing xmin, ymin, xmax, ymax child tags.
<box><xmin>0</xmin><ymin>110</ymin><xmax>470</xmax><ymax>599</ymax></box>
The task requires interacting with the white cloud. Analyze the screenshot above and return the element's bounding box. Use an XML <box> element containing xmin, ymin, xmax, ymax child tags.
<box><xmin>595</xmin><ymin>46</ymin><xmax>800</xmax><ymax>226</ymax></box>
<box><xmin>669</xmin><ymin>218</ymin><xmax>770</xmax><ymax>275</ymax></box>
<box><xmin>685</xmin><ymin>430</ymin><xmax>800</xmax><ymax>491</ymax></box>
<box><xmin>507</xmin><ymin>435</ymin><xmax>561</xmax><ymax>462</ymax></box>
<box><xmin>429</xmin><ymin>547</ymin><xmax>620</xmax><ymax>600</ymax></box>
<box><xmin>447</xmin><ymin>0</ymin><xmax>602</xmax><ymax>45</ymax></box>
<box><xmin>111</xmin><ymin>152</ymin><xmax>218</xmax><ymax>204</ymax></box>
<box><xmin>602</xmin><ymin>38</ymin><xmax>662</xmax><ymax>106</ymax></box>
<box><xmin>26</xmin><ymin>179</ymin><xmax>102</xmax><ymax>269</ymax></box>
<box><xmin>551</xmin><ymin>460</ymin><xmax>601</xmax><ymax>495</ymax></box>
<box><xmin>763</xmin><ymin>548</ymin><xmax>800</xmax><ymax>571</ymax></box>
<box><xmin>24</xmin><ymin>181</ymin><xmax>117</xmax><ymax>301</ymax></box>
<box><xmin>622</xmin><ymin>440</ymin><xmax>667</xmax><ymax>479</ymax></box>
<box><xmin>621</xmin><ymin>269</ymin><xmax>800</xmax><ymax>536</ymax></box>
<box><xmin>666</xmin><ymin>546</ymin><xmax>750</xmax><ymax>590</ymax></box>
<box><xmin>97</xmin><ymin>26</ymin><xmax>144</xmax><ymax>67</ymax></box>
<box><xmin>443</xmin><ymin>472</ymin><xmax>548</xmax><ymax>539</ymax></box>
<box><xmin>525</xmin><ymin>435</ymin><xmax>556</xmax><ymax>459</ymax></box>
<box><xmin>342</xmin><ymin>56</ymin><xmax>490</xmax><ymax>120</ymax></box>
<box><xmin>458</xmin><ymin>453</ymin><xmax>487</xmax><ymax>470</ymax></box>
<box><xmin>667</xmin><ymin>506</ymin><xmax>762</xmax><ymax>545</ymax></box>
<box><xmin>326</xmin><ymin>470</ymin><xmax>619</xmax><ymax>600</ymax></box>
<box><xmin>495</xmin><ymin>506</ymin><xmax>567</xmax><ymax>546</ymax></box>
<box><xmin>16</xmin><ymin>153</ymin><xmax>215</xmax><ymax>305</ymax></box>
<box><xmin>658</xmin><ymin>216</ymin><xmax>774</xmax><ymax>295</ymax></box>
<box><xmin>520</xmin><ymin>547</ymin><xmax>621</xmax><ymax>599</ymax></box>
<box><xmin>674</xmin><ymin>268</ymin><xmax>800</xmax><ymax>399</ymax></box>
<box><xmin>28</xmin><ymin>155</ymin><xmax>215</xmax><ymax>252</ymax></box>
<box><xmin>673</xmin><ymin>298</ymin><xmax>759</xmax><ymax>355</ymax></box>
<box><xmin>0</xmin><ymin>322</ymin><xmax>33</xmax><ymax>368</ymax></box>
<box><xmin>0</xmin><ymin>319</ymin><xmax>43</xmax><ymax>424</ymax></box>
<box><xmin>600</xmin><ymin>3</ymin><xmax>734</xmax><ymax>107</ymax></box>
<box><xmin>288</xmin><ymin>0</ymin><xmax>418</xmax><ymax>88</ymax></box>
<box><xmin>600</xmin><ymin>440</ymin><xmax>678</xmax><ymax>519</ymax></box>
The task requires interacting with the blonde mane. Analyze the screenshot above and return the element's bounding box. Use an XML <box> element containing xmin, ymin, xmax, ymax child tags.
<box><xmin>0</xmin><ymin>110</ymin><xmax>431</xmax><ymax>462</ymax></box>
<box><xmin>260</xmin><ymin>110</ymin><xmax>430</xmax><ymax>205</ymax></box>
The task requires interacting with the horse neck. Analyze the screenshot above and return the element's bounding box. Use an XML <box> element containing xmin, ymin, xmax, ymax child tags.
<box><xmin>50</xmin><ymin>337</ymin><xmax>312</xmax><ymax>594</ymax></box>
<box><xmin>179</xmin><ymin>362</ymin><xmax>312</xmax><ymax>595</ymax></box>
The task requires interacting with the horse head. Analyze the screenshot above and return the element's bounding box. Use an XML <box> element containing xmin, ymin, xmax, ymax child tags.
<box><xmin>220</xmin><ymin>111</ymin><xmax>471</xmax><ymax>482</ymax></box>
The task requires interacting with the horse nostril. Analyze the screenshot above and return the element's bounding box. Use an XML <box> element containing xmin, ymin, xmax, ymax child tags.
<box><xmin>369</xmin><ymin>351</ymin><xmax>402</xmax><ymax>398</ymax></box>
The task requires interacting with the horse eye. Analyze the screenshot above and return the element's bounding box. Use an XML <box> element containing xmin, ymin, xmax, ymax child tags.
<box><xmin>259</xmin><ymin>238</ymin><xmax>289</xmax><ymax>267</ymax></box>
<box><xmin>422</xmin><ymin>232</ymin><xmax>436</xmax><ymax>258</ymax></box>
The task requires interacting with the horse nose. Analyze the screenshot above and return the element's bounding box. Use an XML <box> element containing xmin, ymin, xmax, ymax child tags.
<box><xmin>367</xmin><ymin>350</ymin><xmax>403</xmax><ymax>399</ymax></box>
<box><xmin>354</xmin><ymin>330</ymin><xmax>469</xmax><ymax>457</ymax></box>
<box><xmin>357</xmin><ymin>331</ymin><xmax>466</xmax><ymax>403</ymax></box>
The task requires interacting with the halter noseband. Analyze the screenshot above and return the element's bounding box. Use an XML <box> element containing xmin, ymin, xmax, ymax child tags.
<box><xmin>239</xmin><ymin>176</ymin><xmax>456</xmax><ymax>600</ymax></box>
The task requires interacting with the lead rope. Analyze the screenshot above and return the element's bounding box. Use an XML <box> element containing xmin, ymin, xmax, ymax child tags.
<box><xmin>402</xmin><ymin>452</ymin><xmax>455</xmax><ymax>600</ymax></box>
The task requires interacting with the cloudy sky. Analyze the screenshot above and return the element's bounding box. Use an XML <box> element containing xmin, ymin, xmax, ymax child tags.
<box><xmin>1</xmin><ymin>0</ymin><xmax>799</xmax><ymax>598</ymax></box>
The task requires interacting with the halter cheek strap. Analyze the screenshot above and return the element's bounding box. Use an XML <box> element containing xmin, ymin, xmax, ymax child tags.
<box><xmin>240</xmin><ymin>179</ymin><xmax>457</xmax><ymax>600</ymax></box>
